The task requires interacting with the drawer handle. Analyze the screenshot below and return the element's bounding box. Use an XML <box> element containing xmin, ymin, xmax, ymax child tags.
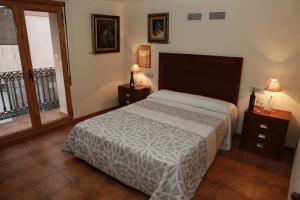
<box><xmin>256</xmin><ymin>143</ymin><xmax>264</xmax><ymax>149</ymax></box>
<box><xmin>258</xmin><ymin>134</ymin><xmax>266</xmax><ymax>139</ymax></box>
<box><xmin>126</xmin><ymin>100</ymin><xmax>130</xmax><ymax>104</ymax></box>
<box><xmin>259</xmin><ymin>124</ymin><xmax>268</xmax><ymax>129</ymax></box>
<box><xmin>126</xmin><ymin>93</ymin><xmax>130</xmax><ymax>97</ymax></box>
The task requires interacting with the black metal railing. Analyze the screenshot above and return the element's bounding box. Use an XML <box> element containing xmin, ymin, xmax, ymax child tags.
<box><xmin>0</xmin><ymin>67</ymin><xmax>59</xmax><ymax>121</ymax></box>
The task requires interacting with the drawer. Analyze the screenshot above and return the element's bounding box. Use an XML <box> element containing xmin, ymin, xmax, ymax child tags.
<box><xmin>243</xmin><ymin>112</ymin><xmax>288</xmax><ymax>138</ymax></box>
<box><xmin>119</xmin><ymin>89</ymin><xmax>135</xmax><ymax>99</ymax></box>
<box><xmin>241</xmin><ymin>136</ymin><xmax>281</xmax><ymax>159</ymax></box>
<box><xmin>244</xmin><ymin>114</ymin><xmax>273</xmax><ymax>134</ymax></box>
<box><xmin>240</xmin><ymin>111</ymin><xmax>290</xmax><ymax>159</ymax></box>
<box><xmin>119</xmin><ymin>98</ymin><xmax>133</xmax><ymax>106</ymax></box>
<box><xmin>118</xmin><ymin>84</ymin><xmax>150</xmax><ymax>107</ymax></box>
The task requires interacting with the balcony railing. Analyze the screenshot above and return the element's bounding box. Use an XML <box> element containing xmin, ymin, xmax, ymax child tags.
<box><xmin>0</xmin><ymin>67</ymin><xmax>59</xmax><ymax>121</ymax></box>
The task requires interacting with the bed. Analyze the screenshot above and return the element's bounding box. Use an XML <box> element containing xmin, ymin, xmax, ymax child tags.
<box><xmin>64</xmin><ymin>53</ymin><xmax>243</xmax><ymax>200</ymax></box>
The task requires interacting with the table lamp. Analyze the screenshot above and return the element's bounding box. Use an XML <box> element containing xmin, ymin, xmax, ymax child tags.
<box><xmin>130</xmin><ymin>64</ymin><xmax>140</xmax><ymax>88</ymax></box>
<box><xmin>264</xmin><ymin>79</ymin><xmax>282</xmax><ymax>112</ymax></box>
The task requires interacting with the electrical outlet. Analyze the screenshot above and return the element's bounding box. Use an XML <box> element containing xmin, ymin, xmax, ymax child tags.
<box><xmin>145</xmin><ymin>73</ymin><xmax>154</xmax><ymax>78</ymax></box>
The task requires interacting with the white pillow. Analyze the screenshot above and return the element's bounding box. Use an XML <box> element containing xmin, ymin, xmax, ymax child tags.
<box><xmin>148</xmin><ymin>89</ymin><xmax>237</xmax><ymax>115</ymax></box>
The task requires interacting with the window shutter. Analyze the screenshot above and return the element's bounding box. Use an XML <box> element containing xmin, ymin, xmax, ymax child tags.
<box><xmin>0</xmin><ymin>8</ymin><xmax>17</xmax><ymax>45</ymax></box>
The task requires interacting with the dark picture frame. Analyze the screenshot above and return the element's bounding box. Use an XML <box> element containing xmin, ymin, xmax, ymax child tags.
<box><xmin>92</xmin><ymin>14</ymin><xmax>120</xmax><ymax>54</ymax></box>
<box><xmin>148</xmin><ymin>13</ymin><xmax>169</xmax><ymax>43</ymax></box>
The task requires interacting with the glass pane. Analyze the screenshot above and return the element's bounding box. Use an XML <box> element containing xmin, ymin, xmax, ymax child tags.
<box><xmin>24</xmin><ymin>10</ymin><xmax>68</xmax><ymax>125</ymax></box>
<box><xmin>0</xmin><ymin>6</ymin><xmax>32</xmax><ymax>137</ymax></box>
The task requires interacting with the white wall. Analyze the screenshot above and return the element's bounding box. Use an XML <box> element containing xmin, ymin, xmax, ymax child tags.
<box><xmin>123</xmin><ymin>0</ymin><xmax>300</xmax><ymax>147</ymax></box>
<box><xmin>65</xmin><ymin>0</ymin><xmax>125</xmax><ymax>118</ymax></box>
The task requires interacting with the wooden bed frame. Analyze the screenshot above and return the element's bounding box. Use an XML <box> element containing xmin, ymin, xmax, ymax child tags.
<box><xmin>159</xmin><ymin>53</ymin><xmax>243</xmax><ymax>105</ymax></box>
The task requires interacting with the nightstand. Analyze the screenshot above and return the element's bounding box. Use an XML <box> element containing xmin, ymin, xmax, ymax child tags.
<box><xmin>118</xmin><ymin>84</ymin><xmax>150</xmax><ymax>107</ymax></box>
<box><xmin>240</xmin><ymin>106</ymin><xmax>291</xmax><ymax>160</ymax></box>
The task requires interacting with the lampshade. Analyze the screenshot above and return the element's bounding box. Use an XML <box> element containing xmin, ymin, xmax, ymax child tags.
<box><xmin>131</xmin><ymin>64</ymin><xmax>140</xmax><ymax>72</ymax></box>
<box><xmin>264</xmin><ymin>79</ymin><xmax>282</xmax><ymax>92</ymax></box>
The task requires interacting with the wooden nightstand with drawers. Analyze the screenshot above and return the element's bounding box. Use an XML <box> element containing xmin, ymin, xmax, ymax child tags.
<box><xmin>240</xmin><ymin>106</ymin><xmax>291</xmax><ymax>160</ymax></box>
<box><xmin>118</xmin><ymin>84</ymin><xmax>150</xmax><ymax>107</ymax></box>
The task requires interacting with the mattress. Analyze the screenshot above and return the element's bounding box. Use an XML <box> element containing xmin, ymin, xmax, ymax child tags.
<box><xmin>63</xmin><ymin>90</ymin><xmax>238</xmax><ymax>200</ymax></box>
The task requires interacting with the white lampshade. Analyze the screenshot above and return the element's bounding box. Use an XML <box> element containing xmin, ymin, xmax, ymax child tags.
<box><xmin>264</xmin><ymin>79</ymin><xmax>282</xmax><ymax>92</ymax></box>
<box><xmin>131</xmin><ymin>64</ymin><xmax>140</xmax><ymax>72</ymax></box>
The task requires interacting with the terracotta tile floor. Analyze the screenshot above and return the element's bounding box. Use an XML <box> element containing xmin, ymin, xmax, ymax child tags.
<box><xmin>0</xmin><ymin>109</ymin><xmax>68</xmax><ymax>137</ymax></box>
<box><xmin>0</xmin><ymin>126</ymin><xmax>293</xmax><ymax>200</ymax></box>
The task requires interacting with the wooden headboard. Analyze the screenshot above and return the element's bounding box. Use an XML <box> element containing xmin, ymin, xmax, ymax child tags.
<box><xmin>159</xmin><ymin>53</ymin><xmax>243</xmax><ymax>105</ymax></box>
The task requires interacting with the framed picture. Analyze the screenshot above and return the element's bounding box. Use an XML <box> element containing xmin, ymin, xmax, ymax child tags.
<box><xmin>92</xmin><ymin>14</ymin><xmax>120</xmax><ymax>54</ymax></box>
<box><xmin>148</xmin><ymin>13</ymin><xmax>169</xmax><ymax>43</ymax></box>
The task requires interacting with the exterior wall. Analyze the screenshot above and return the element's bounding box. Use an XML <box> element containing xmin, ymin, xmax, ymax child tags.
<box><xmin>25</xmin><ymin>14</ymin><xmax>55</xmax><ymax>69</ymax></box>
<box><xmin>0</xmin><ymin>45</ymin><xmax>22</xmax><ymax>72</ymax></box>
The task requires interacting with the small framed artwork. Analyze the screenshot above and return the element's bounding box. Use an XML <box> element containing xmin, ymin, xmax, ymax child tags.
<box><xmin>92</xmin><ymin>14</ymin><xmax>120</xmax><ymax>54</ymax></box>
<box><xmin>148</xmin><ymin>13</ymin><xmax>169</xmax><ymax>43</ymax></box>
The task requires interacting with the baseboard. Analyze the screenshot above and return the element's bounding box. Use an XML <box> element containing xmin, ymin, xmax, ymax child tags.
<box><xmin>73</xmin><ymin>105</ymin><xmax>119</xmax><ymax>124</ymax></box>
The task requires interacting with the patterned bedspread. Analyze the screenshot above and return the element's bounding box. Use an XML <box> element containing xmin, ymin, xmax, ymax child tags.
<box><xmin>63</xmin><ymin>98</ymin><xmax>228</xmax><ymax>200</ymax></box>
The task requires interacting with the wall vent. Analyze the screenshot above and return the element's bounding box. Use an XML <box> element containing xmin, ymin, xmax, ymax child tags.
<box><xmin>209</xmin><ymin>12</ymin><xmax>226</xmax><ymax>20</ymax></box>
<box><xmin>187</xmin><ymin>13</ymin><xmax>202</xmax><ymax>21</ymax></box>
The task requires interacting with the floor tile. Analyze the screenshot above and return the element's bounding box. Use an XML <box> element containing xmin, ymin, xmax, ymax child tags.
<box><xmin>124</xmin><ymin>189</ymin><xmax>148</xmax><ymax>200</ymax></box>
<box><xmin>212</xmin><ymin>155</ymin><xmax>235</xmax><ymax>171</ymax></box>
<box><xmin>214</xmin><ymin>185</ymin><xmax>249</xmax><ymax>200</ymax></box>
<box><xmin>224</xmin><ymin>174</ymin><xmax>256</xmax><ymax>198</ymax></box>
<box><xmin>0</xmin><ymin>162</ymin><xmax>15</xmax><ymax>181</ymax></box>
<box><xmin>256</xmin><ymin>170</ymin><xmax>290</xmax><ymax>188</ymax></box>
<box><xmin>34</xmin><ymin>144</ymin><xmax>64</xmax><ymax>160</ymax></box>
<box><xmin>0</xmin><ymin>174</ymin><xmax>25</xmax><ymax>199</ymax></box>
<box><xmin>74</xmin><ymin>170</ymin><xmax>108</xmax><ymax>195</ymax></box>
<box><xmin>49</xmin><ymin>185</ymin><xmax>91</xmax><ymax>200</ymax></box>
<box><xmin>19</xmin><ymin>162</ymin><xmax>56</xmax><ymax>184</ymax></box>
<box><xmin>229</xmin><ymin>162</ymin><xmax>263</xmax><ymax>182</ymax></box>
<box><xmin>8</xmin><ymin>185</ymin><xmax>41</xmax><ymax>200</ymax></box>
<box><xmin>252</xmin><ymin>183</ymin><xmax>289</xmax><ymax>200</ymax></box>
<box><xmin>46</xmin><ymin>150</ymin><xmax>77</xmax><ymax>170</ymax></box>
<box><xmin>0</xmin><ymin>153</ymin><xmax>7</xmax><ymax>167</ymax></box>
<box><xmin>25</xmin><ymin>137</ymin><xmax>57</xmax><ymax>154</ymax></box>
<box><xmin>34</xmin><ymin>172</ymin><xmax>70</xmax><ymax>195</ymax></box>
<box><xmin>93</xmin><ymin>179</ymin><xmax>130</xmax><ymax>200</ymax></box>
<box><xmin>262</xmin><ymin>159</ymin><xmax>292</xmax><ymax>178</ymax></box>
<box><xmin>193</xmin><ymin>179</ymin><xmax>221</xmax><ymax>200</ymax></box>
<box><xmin>8</xmin><ymin>153</ymin><xmax>45</xmax><ymax>172</ymax></box>
<box><xmin>204</xmin><ymin>163</ymin><xmax>229</xmax><ymax>184</ymax></box>
<box><xmin>59</xmin><ymin>158</ymin><xmax>93</xmax><ymax>182</ymax></box>
<box><xmin>1</xmin><ymin>143</ymin><xmax>33</xmax><ymax>163</ymax></box>
<box><xmin>0</xmin><ymin>129</ymin><xmax>292</xmax><ymax>200</ymax></box>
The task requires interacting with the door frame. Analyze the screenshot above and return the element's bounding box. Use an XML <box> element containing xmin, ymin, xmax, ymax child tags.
<box><xmin>0</xmin><ymin>0</ymin><xmax>73</xmax><ymax>145</ymax></box>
